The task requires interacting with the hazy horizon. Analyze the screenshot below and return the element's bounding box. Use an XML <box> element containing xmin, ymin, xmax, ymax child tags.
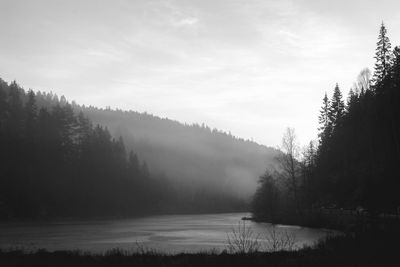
<box><xmin>1</xmin><ymin>0</ymin><xmax>400</xmax><ymax>147</ymax></box>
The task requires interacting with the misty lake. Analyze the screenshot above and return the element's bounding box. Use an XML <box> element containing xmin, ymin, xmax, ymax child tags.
<box><xmin>0</xmin><ymin>213</ymin><xmax>335</xmax><ymax>253</ymax></box>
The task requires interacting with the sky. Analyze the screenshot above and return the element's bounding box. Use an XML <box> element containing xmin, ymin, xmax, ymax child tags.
<box><xmin>1</xmin><ymin>0</ymin><xmax>400</xmax><ymax>147</ymax></box>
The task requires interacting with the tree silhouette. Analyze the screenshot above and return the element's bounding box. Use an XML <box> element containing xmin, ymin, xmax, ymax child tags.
<box><xmin>328</xmin><ymin>84</ymin><xmax>345</xmax><ymax>130</ymax></box>
<box><xmin>318</xmin><ymin>92</ymin><xmax>331</xmax><ymax>147</ymax></box>
<box><xmin>372</xmin><ymin>22</ymin><xmax>393</xmax><ymax>85</ymax></box>
<box><xmin>253</xmin><ymin>23</ymin><xmax>400</xmax><ymax>220</ymax></box>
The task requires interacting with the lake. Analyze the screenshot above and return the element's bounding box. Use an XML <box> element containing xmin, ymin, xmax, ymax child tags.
<box><xmin>0</xmin><ymin>213</ymin><xmax>335</xmax><ymax>253</ymax></box>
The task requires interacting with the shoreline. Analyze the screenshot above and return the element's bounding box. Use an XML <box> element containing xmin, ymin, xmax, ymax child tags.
<box><xmin>0</xmin><ymin>210</ymin><xmax>250</xmax><ymax>223</ymax></box>
<box><xmin>250</xmin><ymin>208</ymin><xmax>400</xmax><ymax>232</ymax></box>
<box><xmin>1</xmin><ymin>230</ymin><xmax>398</xmax><ymax>267</ymax></box>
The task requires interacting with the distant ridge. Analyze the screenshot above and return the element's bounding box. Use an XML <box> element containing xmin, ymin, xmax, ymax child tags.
<box><xmin>1</xmin><ymin>77</ymin><xmax>280</xmax><ymax>211</ymax></box>
<box><xmin>73</xmin><ymin>101</ymin><xmax>280</xmax><ymax>199</ymax></box>
<box><xmin>27</xmin><ymin>85</ymin><xmax>280</xmax><ymax>199</ymax></box>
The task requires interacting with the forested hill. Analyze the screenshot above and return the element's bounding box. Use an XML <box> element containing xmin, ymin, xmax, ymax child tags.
<box><xmin>76</xmin><ymin>106</ymin><xmax>280</xmax><ymax>198</ymax></box>
<box><xmin>0</xmin><ymin>79</ymin><xmax>168</xmax><ymax>218</ymax></box>
<box><xmin>0</xmin><ymin>77</ymin><xmax>279</xmax><ymax>219</ymax></box>
<box><xmin>18</xmin><ymin>82</ymin><xmax>279</xmax><ymax>199</ymax></box>
<box><xmin>31</xmin><ymin>89</ymin><xmax>279</xmax><ymax>199</ymax></box>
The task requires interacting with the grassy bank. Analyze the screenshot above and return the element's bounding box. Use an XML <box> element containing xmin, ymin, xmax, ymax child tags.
<box><xmin>1</xmin><ymin>230</ymin><xmax>398</xmax><ymax>267</ymax></box>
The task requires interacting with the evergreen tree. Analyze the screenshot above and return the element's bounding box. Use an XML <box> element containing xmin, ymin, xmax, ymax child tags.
<box><xmin>24</xmin><ymin>90</ymin><xmax>37</xmax><ymax>137</ymax></box>
<box><xmin>7</xmin><ymin>81</ymin><xmax>24</xmax><ymax>136</ymax></box>
<box><xmin>392</xmin><ymin>46</ymin><xmax>400</xmax><ymax>86</ymax></box>
<box><xmin>75</xmin><ymin>111</ymin><xmax>92</xmax><ymax>148</ymax></box>
<box><xmin>0</xmin><ymin>82</ymin><xmax>7</xmax><ymax>131</ymax></box>
<box><xmin>318</xmin><ymin>92</ymin><xmax>331</xmax><ymax>144</ymax></box>
<box><xmin>329</xmin><ymin>83</ymin><xmax>345</xmax><ymax>129</ymax></box>
<box><xmin>346</xmin><ymin>88</ymin><xmax>357</xmax><ymax>113</ymax></box>
<box><xmin>372</xmin><ymin>22</ymin><xmax>393</xmax><ymax>85</ymax></box>
<box><xmin>128</xmin><ymin>151</ymin><xmax>140</xmax><ymax>175</ymax></box>
<box><xmin>22</xmin><ymin>90</ymin><xmax>38</xmax><ymax>169</ymax></box>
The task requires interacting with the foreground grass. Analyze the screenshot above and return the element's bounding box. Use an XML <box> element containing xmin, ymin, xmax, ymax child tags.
<box><xmin>1</xmin><ymin>231</ymin><xmax>398</xmax><ymax>267</ymax></box>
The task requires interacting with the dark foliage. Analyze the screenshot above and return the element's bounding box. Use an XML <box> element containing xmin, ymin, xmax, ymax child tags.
<box><xmin>72</xmin><ymin>100</ymin><xmax>279</xmax><ymax>201</ymax></box>
<box><xmin>31</xmin><ymin>88</ymin><xmax>280</xmax><ymax>202</ymax></box>
<box><xmin>0</xmin><ymin>80</ymin><xmax>170</xmax><ymax>218</ymax></box>
<box><xmin>313</xmin><ymin>24</ymin><xmax>400</xmax><ymax>212</ymax></box>
<box><xmin>0</xmin><ymin>79</ymin><xmax>250</xmax><ymax>218</ymax></box>
<box><xmin>252</xmin><ymin>23</ymin><xmax>400</xmax><ymax>222</ymax></box>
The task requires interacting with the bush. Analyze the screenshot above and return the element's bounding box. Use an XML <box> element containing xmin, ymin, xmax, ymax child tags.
<box><xmin>226</xmin><ymin>221</ymin><xmax>261</xmax><ymax>253</ymax></box>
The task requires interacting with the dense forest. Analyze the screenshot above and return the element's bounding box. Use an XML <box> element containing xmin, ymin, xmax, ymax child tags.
<box><xmin>0</xmin><ymin>80</ymin><xmax>171</xmax><ymax>218</ymax></box>
<box><xmin>14</xmin><ymin>84</ymin><xmax>279</xmax><ymax>217</ymax></box>
<box><xmin>76</xmin><ymin>106</ymin><xmax>279</xmax><ymax>200</ymax></box>
<box><xmin>0</xmin><ymin>76</ymin><xmax>272</xmax><ymax>218</ymax></box>
<box><xmin>252</xmin><ymin>23</ymin><xmax>400</xmax><ymax>221</ymax></box>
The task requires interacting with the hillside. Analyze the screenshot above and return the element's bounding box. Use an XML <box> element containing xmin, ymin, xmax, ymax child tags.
<box><xmin>21</xmin><ymin>82</ymin><xmax>280</xmax><ymax>200</ymax></box>
<box><xmin>31</xmin><ymin>84</ymin><xmax>280</xmax><ymax>199</ymax></box>
<box><xmin>0</xmin><ymin>77</ymin><xmax>280</xmax><ymax>217</ymax></box>
<box><xmin>0</xmin><ymin>79</ymin><xmax>168</xmax><ymax>218</ymax></box>
<box><xmin>75</xmin><ymin>105</ymin><xmax>280</xmax><ymax>199</ymax></box>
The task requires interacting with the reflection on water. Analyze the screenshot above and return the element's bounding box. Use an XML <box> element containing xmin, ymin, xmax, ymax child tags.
<box><xmin>0</xmin><ymin>213</ymin><xmax>335</xmax><ymax>253</ymax></box>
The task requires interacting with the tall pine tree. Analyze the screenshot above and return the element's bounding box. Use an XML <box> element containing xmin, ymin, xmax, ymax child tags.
<box><xmin>372</xmin><ymin>22</ymin><xmax>393</xmax><ymax>85</ymax></box>
<box><xmin>329</xmin><ymin>83</ymin><xmax>345</xmax><ymax>130</ymax></box>
<box><xmin>392</xmin><ymin>46</ymin><xmax>400</xmax><ymax>86</ymax></box>
<box><xmin>318</xmin><ymin>92</ymin><xmax>331</xmax><ymax>144</ymax></box>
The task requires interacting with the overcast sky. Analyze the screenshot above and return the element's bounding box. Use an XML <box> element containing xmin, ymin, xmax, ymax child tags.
<box><xmin>1</xmin><ymin>0</ymin><xmax>400</xmax><ymax>147</ymax></box>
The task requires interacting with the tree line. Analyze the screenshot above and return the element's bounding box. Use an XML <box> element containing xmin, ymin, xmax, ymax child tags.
<box><xmin>0</xmin><ymin>79</ymin><xmax>248</xmax><ymax>219</ymax></box>
<box><xmin>0</xmin><ymin>80</ymin><xmax>171</xmax><ymax>218</ymax></box>
<box><xmin>252</xmin><ymin>22</ymin><xmax>400</xmax><ymax>222</ymax></box>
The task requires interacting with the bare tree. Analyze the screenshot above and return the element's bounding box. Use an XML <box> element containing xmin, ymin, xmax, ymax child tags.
<box><xmin>264</xmin><ymin>227</ymin><xmax>297</xmax><ymax>252</ymax></box>
<box><xmin>225</xmin><ymin>221</ymin><xmax>297</xmax><ymax>253</ymax></box>
<box><xmin>226</xmin><ymin>221</ymin><xmax>261</xmax><ymax>254</ymax></box>
<box><xmin>277</xmin><ymin>127</ymin><xmax>300</xmax><ymax>211</ymax></box>
<box><xmin>354</xmin><ymin>68</ymin><xmax>371</xmax><ymax>94</ymax></box>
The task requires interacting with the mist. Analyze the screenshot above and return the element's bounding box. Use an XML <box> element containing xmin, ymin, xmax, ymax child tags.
<box><xmin>2</xmin><ymin>1</ymin><xmax>400</xmax><ymax>264</ymax></box>
<box><xmin>78</xmin><ymin>106</ymin><xmax>280</xmax><ymax>199</ymax></box>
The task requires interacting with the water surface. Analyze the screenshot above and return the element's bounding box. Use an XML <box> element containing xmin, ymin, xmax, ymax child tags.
<box><xmin>0</xmin><ymin>213</ymin><xmax>334</xmax><ymax>253</ymax></box>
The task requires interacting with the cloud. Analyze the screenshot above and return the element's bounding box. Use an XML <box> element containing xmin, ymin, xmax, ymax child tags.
<box><xmin>1</xmin><ymin>0</ymin><xmax>400</xmax><ymax>146</ymax></box>
<box><xmin>173</xmin><ymin>17</ymin><xmax>199</xmax><ymax>27</ymax></box>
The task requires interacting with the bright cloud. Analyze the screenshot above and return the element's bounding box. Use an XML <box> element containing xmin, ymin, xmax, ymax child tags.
<box><xmin>1</xmin><ymin>0</ymin><xmax>400</xmax><ymax>146</ymax></box>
